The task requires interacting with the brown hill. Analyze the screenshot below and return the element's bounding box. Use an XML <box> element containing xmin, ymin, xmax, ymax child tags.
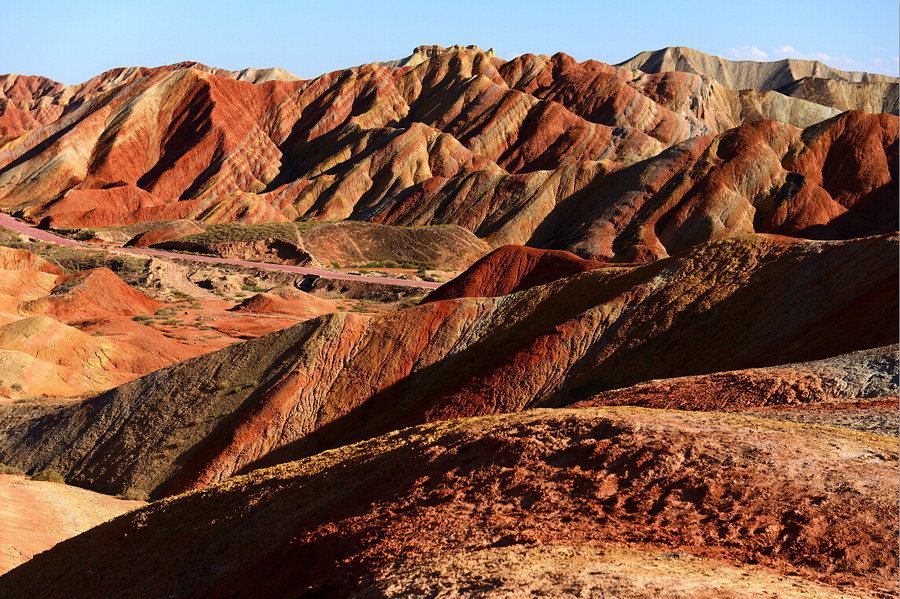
<box><xmin>151</xmin><ymin>221</ymin><xmax>489</xmax><ymax>270</ymax></box>
<box><xmin>1</xmin><ymin>48</ymin><xmax>893</xmax><ymax>263</ymax></box>
<box><xmin>0</xmin><ymin>233</ymin><xmax>893</xmax><ymax>499</ymax></box>
<box><xmin>123</xmin><ymin>220</ymin><xmax>206</xmax><ymax>247</ymax></box>
<box><xmin>0</xmin><ymin>408</ymin><xmax>894</xmax><ymax>598</ymax></box>
<box><xmin>616</xmin><ymin>46</ymin><xmax>899</xmax><ymax>113</ymax></box>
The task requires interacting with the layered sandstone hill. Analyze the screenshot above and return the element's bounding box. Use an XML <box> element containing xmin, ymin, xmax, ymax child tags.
<box><xmin>0</xmin><ymin>62</ymin><xmax>300</xmax><ymax>136</ymax></box>
<box><xmin>0</xmin><ymin>47</ymin><xmax>894</xmax><ymax>262</ymax></box>
<box><xmin>617</xmin><ymin>46</ymin><xmax>899</xmax><ymax>114</ymax></box>
<box><xmin>0</xmin><ymin>233</ymin><xmax>893</xmax><ymax>499</ymax></box>
<box><xmin>0</xmin><ymin>408</ymin><xmax>895</xmax><ymax>598</ymax></box>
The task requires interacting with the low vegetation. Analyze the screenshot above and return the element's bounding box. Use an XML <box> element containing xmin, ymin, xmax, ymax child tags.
<box><xmin>176</xmin><ymin>222</ymin><xmax>302</xmax><ymax>245</ymax></box>
<box><xmin>31</xmin><ymin>470</ymin><xmax>65</xmax><ymax>483</ymax></box>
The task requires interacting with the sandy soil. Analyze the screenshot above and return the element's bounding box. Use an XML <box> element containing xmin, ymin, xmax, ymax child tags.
<box><xmin>0</xmin><ymin>474</ymin><xmax>143</xmax><ymax>575</ymax></box>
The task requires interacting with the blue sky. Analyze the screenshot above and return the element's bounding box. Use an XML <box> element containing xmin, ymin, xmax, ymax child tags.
<box><xmin>5</xmin><ymin>0</ymin><xmax>898</xmax><ymax>85</ymax></box>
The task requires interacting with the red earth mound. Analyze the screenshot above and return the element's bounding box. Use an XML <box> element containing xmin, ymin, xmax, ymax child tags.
<box><xmin>0</xmin><ymin>247</ymin><xmax>63</xmax><ymax>274</ymax></box>
<box><xmin>0</xmin><ymin>408</ymin><xmax>894</xmax><ymax>598</ymax></box>
<box><xmin>423</xmin><ymin>244</ymin><xmax>615</xmax><ymax>302</ymax></box>
<box><xmin>229</xmin><ymin>287</ymin><xmax>336</xmax><ymax>318</ymax></box>
<box><xmin>123</xmin><ymin>220</ymin><xmax>205</xmax><ymax>247</ymax></box>
<box><xmin>18</xmin><ymin>267</ymin><xmax>163</xmax><ymax>322</ymax></box>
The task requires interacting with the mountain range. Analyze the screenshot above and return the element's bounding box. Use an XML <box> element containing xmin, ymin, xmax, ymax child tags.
<box><xmin>0</xmin><ymin>45</ymin><xmax>896</xmax><ymax>598</ymax></box>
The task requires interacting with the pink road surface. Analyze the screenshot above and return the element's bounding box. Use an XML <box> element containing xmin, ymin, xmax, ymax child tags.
<box><xmin>0</xmin><ymin>213</ymin><xmax>442</xmax><ymax>290</ymax></box>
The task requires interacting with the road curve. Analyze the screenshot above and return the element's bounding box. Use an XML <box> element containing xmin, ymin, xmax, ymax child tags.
<box><xmin>0</xmin><ymin>213</ymin><xmax>442</xmax><ymax>290</ymax></box>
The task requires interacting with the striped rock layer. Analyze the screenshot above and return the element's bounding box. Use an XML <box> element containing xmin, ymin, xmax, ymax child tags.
<box><xmin>0</xmin><ymin>47</ymin><xmax>895</xmax><ymax>261</ymax></box>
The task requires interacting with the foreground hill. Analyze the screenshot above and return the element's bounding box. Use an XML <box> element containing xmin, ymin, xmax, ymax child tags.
<box><xmin>0</xmin><ymin>233</ymin><xmax>893</xmax><ymax>499</ymax></box>
<box><xmin>0</xmin><ymin>47</ymin><xmax>895</xmax><ymax>262</ymax></box>
<box><xmin>0</xmin><ymin>407</ymin><xmax>894</xmax><ymax>598</ymax></box>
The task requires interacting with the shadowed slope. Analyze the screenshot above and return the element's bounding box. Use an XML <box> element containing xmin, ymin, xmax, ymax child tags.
<box><xmin>0</xmin><ymin>408</ymin><xmax>894</xmax><ymax>598</ymax></box>
<box><xmin>0</xmin><ymin>233</ymin><xmax>894</xmax><ymax>499</ymax></box>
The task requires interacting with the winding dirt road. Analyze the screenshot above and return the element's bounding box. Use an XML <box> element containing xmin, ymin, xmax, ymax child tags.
<box><xmin>0</xmin><ymin>214</ymin><xmax>442</xmax><ymax>290</ymax></box>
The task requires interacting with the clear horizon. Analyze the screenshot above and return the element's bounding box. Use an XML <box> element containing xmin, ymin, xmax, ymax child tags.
<box><xmin>5</xmin><ymin>0</ymin><xmax>898</xmax><ymax>85</ymax></box>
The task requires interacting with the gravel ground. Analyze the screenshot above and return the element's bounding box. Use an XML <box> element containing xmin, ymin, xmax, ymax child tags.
<box><xmin>739</xmin><ymin>399</ymin><xmax>899</xmax><ymax>437</ymax></box>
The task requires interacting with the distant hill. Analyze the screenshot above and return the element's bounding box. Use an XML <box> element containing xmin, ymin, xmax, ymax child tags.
<box><xmin>617</xmin><ymin>45</ymin><xmax>898</xmax><ymax>114</ymax></box>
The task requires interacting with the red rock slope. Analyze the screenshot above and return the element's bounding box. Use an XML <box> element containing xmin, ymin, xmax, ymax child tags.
<box><xmin>0</xmin><ymin>233</ymin><xmax>893</xmax><ymax>499</ymax></box>
<box><xmin>0</xmin><ymin>48</ymin><xmax>894</xmax><ymax>261</ymax></box>
<box><xmin>422</xmin><ymin>244</ymin><xmax>613</xmax><ymax>302</ymax></box>
<box><xmin>0</xmin><ymin>408</ymin><xmax>894</xmax><ymax>598</ymax></box>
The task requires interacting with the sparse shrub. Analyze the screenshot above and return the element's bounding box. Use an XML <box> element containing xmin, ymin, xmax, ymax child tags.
<box><xmin>115</xmin><ymin>490</ymin><xmax>149</xmax><ymax>501</ymax></box>
<box><xmin>330</xmin><ymin>261</ymin><xmax>341</xmax><ymax>269</ymax></box>
<box><xmin>133</xmin><ymin>315</ymin><xmax>153</xmax><ymax>322</ymax></box>
<box><xmin>10</xmin><ymin>383</ymin><xmax>22</xmax><ymax>391</ymax></box>
<box><xmin>31</xmin><ymin>469</ymin><xmax>65</xmax><ymax>483</ymax></box>
<box><xmin>0</xmin><ymin>463</ymin><xmax>24</xmax><ymax>475</ymax></box>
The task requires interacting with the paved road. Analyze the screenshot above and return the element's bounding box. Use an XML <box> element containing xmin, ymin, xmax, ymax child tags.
<box><xmin>0</xmin><ymin>213</ymin><xmax>443</xmax><ymax>290</ymax></box>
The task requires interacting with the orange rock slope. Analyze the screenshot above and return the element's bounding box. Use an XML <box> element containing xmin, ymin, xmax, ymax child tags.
<box><xmin>0</xmin><ymin>233</ymin><xmax>894</xmax><ymax>499</ymax></box>
<box><xmin>0</xmin><ymin>47</ymin><xmax>895</xmax><ymax>261</ymax></box>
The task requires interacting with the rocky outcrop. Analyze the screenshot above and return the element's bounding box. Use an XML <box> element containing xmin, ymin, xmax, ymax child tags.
<box><xmin>0</xmin><ymin>233</ymin><xmax>893</xmax><ymax>499</ymax></box>
<box><xmin>374</xmin><ymin>44</ymin><xmax>498</xmax><ymax>68</ymax></box>
<box><xmin>575</xmin><ymin>345</ymin><xmax>899</xmax><ymax>411</ymax></box>
<box><xmin>0</xmin><ymin>408</ymin><xmax>894</xmax><ymax>598</ymax></box>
